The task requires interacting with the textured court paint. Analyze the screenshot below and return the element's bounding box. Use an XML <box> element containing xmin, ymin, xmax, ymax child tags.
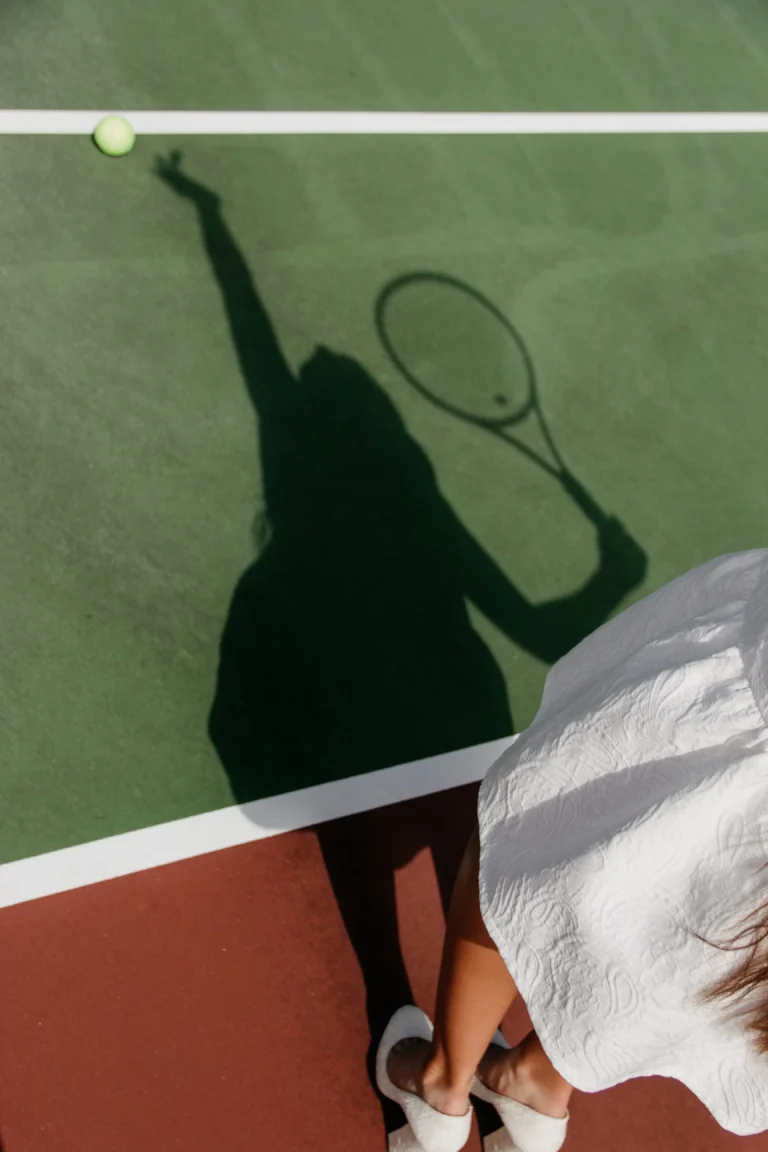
<box><xmin>1</xmin><ymin>0</ymin><xmax>768</xmax><ymax>112</ymax></box>
<box><xmin>0</xmin><ymin>823</ymin><xmax>388</xmax><ymax>1152</ymax></box>
<box><xmin>1</xmin><ymin>133</ymin><xmax>767</xmax><ymax>864</ymax></box>
<box><xmin>0</xmin><ymin>802</ymin><xmax>761</xmax><ymax>1152</ymax></box>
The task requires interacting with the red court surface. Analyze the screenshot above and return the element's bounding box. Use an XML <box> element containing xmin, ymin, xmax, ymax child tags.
<box><xmin>1</xmin><ymin>786</ymin><xmax>766</xmax><ymax>1152</ymax></box>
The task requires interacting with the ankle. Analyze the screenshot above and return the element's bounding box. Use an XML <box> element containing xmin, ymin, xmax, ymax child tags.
<box><xmin>422</xmin><ymin>1052</ymin><xmax>472</xmax><ymax>1112</ymax></box>
<box><xmin>514</xmin><ymin>1042</ymin><xmax>572</xmax><ymax>1106</ymax></box>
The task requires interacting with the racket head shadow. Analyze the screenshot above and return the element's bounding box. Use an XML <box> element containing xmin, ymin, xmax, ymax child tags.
<box><xmin>375</xmin><ymin>272</ymin><xmax>538</xmax><ymax>430</ymax></box>
<box><xmin>375</xmin><ymin>271</ymin><xmax>610</xmax><ymax>529</ymax></box>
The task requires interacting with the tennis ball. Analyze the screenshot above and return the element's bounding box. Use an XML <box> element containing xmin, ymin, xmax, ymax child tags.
<box><xmin>93</xmin><ymin>115</ymin><xmax>136</xmax><ymax>158</ymax></box>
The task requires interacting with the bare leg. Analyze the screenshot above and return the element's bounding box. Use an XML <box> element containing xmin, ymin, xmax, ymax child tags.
<box><xmin>388</xmin><ymin>826</ymin><xmax>574</xmax><ymax>1118</ymax></box>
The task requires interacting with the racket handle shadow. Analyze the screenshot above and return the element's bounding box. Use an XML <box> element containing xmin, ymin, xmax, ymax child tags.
<box><xmin>559</xmin><ymin>469</ymin><xmax>608</xmax><ymax>527</ymax></box>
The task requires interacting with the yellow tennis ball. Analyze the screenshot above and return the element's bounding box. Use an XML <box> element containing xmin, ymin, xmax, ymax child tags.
<box><xmin>93</xmin><ymin>115</ymin><xmax>136</xmax><ymax>158</ymax></box>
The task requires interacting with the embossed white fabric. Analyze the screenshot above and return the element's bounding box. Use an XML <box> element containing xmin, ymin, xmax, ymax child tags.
<box><xmin>477</xmin><ymin>550</ymin><xmax>768</xmax><ymax>1135</ymax></box>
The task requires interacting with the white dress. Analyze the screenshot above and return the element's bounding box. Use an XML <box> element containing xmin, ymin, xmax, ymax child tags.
<box><xmin>477</xmin><ymin>549</ymin><xmax>768</xmax><ymax>1136</ymax></box>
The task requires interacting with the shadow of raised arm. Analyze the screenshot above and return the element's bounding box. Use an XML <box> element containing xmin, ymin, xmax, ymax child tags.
<box><xmin>447</xmin><ymin>499</ymin><xmax>647</xmax><ymax>664</ymax></box>
<box><xmin>154</xmin><ymin>149</ymin><xmax>295</xmax><ymax>416</ymax></box>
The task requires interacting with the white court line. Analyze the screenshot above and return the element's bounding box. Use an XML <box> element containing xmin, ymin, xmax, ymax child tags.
<box><xmin>2</xmin><ymin>110</ymin><xmax>768</xmax><ymax>134</ymax></box>
<box><xmin>0</xmin><ymin>736</ymin><xmax>515</xmax><ymax>909</ymax></box>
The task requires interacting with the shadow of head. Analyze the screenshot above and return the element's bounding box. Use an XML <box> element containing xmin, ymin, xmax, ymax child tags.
<box><xmin>297</xmin><ymin>346</ymin><xmax>414</xmax><ymax>456</ymax></box>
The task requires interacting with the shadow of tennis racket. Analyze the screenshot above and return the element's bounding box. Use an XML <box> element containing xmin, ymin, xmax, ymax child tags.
<box><xmin>375</xmin><ymin>271</ymin><xmax>609</xmax><ymax>528</ymax></box>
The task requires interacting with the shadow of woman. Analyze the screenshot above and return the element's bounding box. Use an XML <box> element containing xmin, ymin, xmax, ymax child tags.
<box><xmin>154</xmin><ymin>151</ymin><xmax>647</xmax><ymax>1128</ymax></box>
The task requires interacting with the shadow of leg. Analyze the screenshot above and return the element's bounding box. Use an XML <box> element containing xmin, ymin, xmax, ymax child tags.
<box><xmin>316</xmin><ymin>810</ymin><xmax>414</xmax><ymax>1138</ymax></box>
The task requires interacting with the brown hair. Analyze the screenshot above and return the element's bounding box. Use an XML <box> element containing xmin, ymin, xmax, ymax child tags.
<box><xmin>692</xmin><ymin>862</ymin><xmax>768</xmax><ymax>1055</ymax></box>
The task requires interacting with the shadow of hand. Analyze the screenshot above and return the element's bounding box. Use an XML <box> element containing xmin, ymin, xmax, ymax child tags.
<box><xmin>153</xmin><ymin>148</ymin><xmax>222</xmax><ymax>211</ymax></box>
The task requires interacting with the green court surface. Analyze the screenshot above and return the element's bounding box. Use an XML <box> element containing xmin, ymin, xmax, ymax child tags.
<box><xmin>3</xmin><ymin>0</ymin><xmax>768</xmax><ymax>112</ymax></box>
<box><xmin>1</xmin><ymin>127</ymin><xmax>767</xmax><ymax>867</ymax></box>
